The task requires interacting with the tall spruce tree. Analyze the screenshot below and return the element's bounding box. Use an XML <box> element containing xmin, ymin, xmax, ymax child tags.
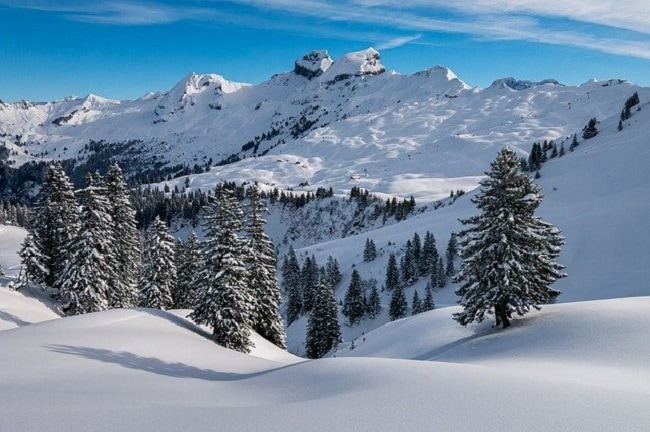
<box><xmin>174</xmin><ymin>232</ymin><xmax>201</xmax><ymax>309</ymax></box>
<box><xmin>366</xmin><ymin>283</ymin><xmax>381</xmax><ymax>318</ymax></box>
<box><xmin>282</xmin><ymin>246</ymin><xmax>302</xmax><ymax>326</ymax></box>
<box><xmin>342</xmin><ymin>269</ymin><xmax>365</xmax><ymax>325</ymax></box>
<box><xmin>445</xmin><ymin>232</ymin><xmax>457</xmax><ymax>277</ymax></box>
<box><xmin>105</xmin><ymin>163</ymin><xmax>140</xmax><ymax>308</ymax></box>
<box><xmin>363</xmin><ymin>238</ymin><xmax>377</xmax><ymax>262</ymax></box>
<box><xmin>389</xmin><ymin>282</ymin><xmax>407</xmax><ymax>321</ymax></box>
<box><xmin>300</xmin><ymin>255</ymin><xmax>319</xmax><ymax>313</ymax></box>
<box><xmin>18</xmin><ymin>233</ymin><xmax>48</xmax><ymax>288</ymax></box>
<box><xmin>419</xmin><ymin>231</ymin><xmax>438</xmax><ymax>276</ymax></box>
<box><xmin>385</xmin><ymin>252</ymin><xmax>400</xmax><ymax>292</ymax></box>
<box><xmin>58</xmin><ymin>174</ymin><xmax>116</xmax><ymax>315</ymax></box>
<box><xmin>305</xmin><ymin>270</ymin><xmax>341</xmax><ymax>359</ymax></box>
<box><xmin>244</xmin><ymin>186</ymin><xmax>286</xmax><ymax>349</ymax></box>
<box><xmin>190</xmin><ymin>182</ymin><xmax>254</xmax><ymax>353</ymax></box>
<box><xmin>453</xmin><ymin>148</ymin><xmax>566</xmax><ymax>329</ymax></box>
<box><xmin>411</xmin><ymin>290</ymin><xmax>422</xmax><ymax>315</ymax></box>
<box><xmin>422</xmin><ymin>284</ymin><xmax>435</xmax><ymax>312</ymax></box>
<box><xmin>138</xmin><ymin>216</ymin><xmax>177</xmax><ymax>310</ymax></box>
<box><xmin>34</xmin><ymin>162</ymin><xmax>79</xmax><ymax>287</ymax></box>
<box><xmin>325</xmin><ymin>255</ymin><xmax>342</xmax><ymax>287</ymax></box>
<box><xmin>400</xmin><ymin>240</ymin><xmax>418</xmax><ymax>286</ymax></box>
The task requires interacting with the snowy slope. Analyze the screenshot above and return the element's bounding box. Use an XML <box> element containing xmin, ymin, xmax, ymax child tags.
<box><xmin>0</xmin><ymin>283</ymin><xmax>648</xmax><ymax>431</ymax></box>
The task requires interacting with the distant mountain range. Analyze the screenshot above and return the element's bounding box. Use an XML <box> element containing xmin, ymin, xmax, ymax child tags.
<box><xmin>1</xmin><ymin>47</ymin><xmax>647</xmax><ymax>201</ymax></box>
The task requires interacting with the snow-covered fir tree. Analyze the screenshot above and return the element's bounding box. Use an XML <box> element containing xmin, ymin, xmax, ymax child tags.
<box><xmin>138</xmin><ymin>216</ymin><xmax>177</xmax><ymax>310</ymax></box>
<box><xmin>190</xmin><ymin>182</ymin><xmax>254</xmax><ymax>353</ymax></box>
<box><xmin>385</xmin><ymin>252</ymin><xmax>400</xmax><ymax>291</ymax></box>
<box><xmin>174</xmin><ymin>232</ymin><xmax>201</xmax><ymax>309</ymax></box>
<box><xmin>305</xmin><ymin>269</ymin><xmax>341</xmax><ymax>359</ymax></box>
<box><xmin>436</xmin><ymin>257</ymin><xmax>446</xmax><ymax>288</ymax></box>
<box><xmin>363</xmin><ymin>238</ymin><xmax>377</xmax><ymax>262</ymax></box>
<box><xmin>419</xmin><ymin>231</ymin><xmax>438</xmax><ymax>277</ymax></box>
<box><xmin>422</xmin><ymin>284</ymin><xmax>435</xmax><ymax>312</ymax></box>
<box><xmin>411</xmin><ymin>232</ymin><xmax>422</xmax><ymax>273</ymax></box>
<box><xmin>389</xmin><ymin>283</ymin><xmax>407</xmax><ymax>321</ymax></box>
<box><xmin>411</xmin><ymin>290</ymin><xmax>422</xmax><ymax>315</ymax></box>
<box><xmin>342</xmin><ymin>269</ymin><xmax>365</xmax><ymax>325</ymax></box>
<box><xmin>366</xmin><ymin>283</ymin><xmax>381</xmax><ymax>318</ymax></box>
<box><xmin>282</xmin><ymin>246</ymin><xmax>302</xmax><ymax>326</ymax></box>
<box><xmin>453</xmin><ymin>148</ymin><xmax>566</xmax><ymax>329</ymax></box>
<box><xmin>244</xmin><ymin>186</ymin><xmax>286</xmax><ymax>349</ymax></box>
<box><xmin>445</xmin><ymin>232</ymin><xmax>457</xmax><ymax>277</ymax></box>
<box><xmin>300</xmin><ymin>255</ymin><xmax>319</xmax><ymax>313</ymax></box>
<box><xmin>33</xmin><ymin>162</ymin><xmax>79</xmax><ymax>288</ymax></box>
<box><xmin>105</xmin><ymin>163</ymin><xmax>140</xmax><ymax>308</ymax></box>
<box><xmin>400</xmin><ymin>239</ymin><xmax>418</xmax><ymax>286</ymax></box>
<box><xmin>325</xmin><ymin>255</ymin><xmax>342</xmax><ymax>287</ymax></box>
<box><xmin>58</xmin><ymin>174</ymin><xmax>116</xmax><ymax>315</ymax></box>
<box><xmin>18</xmin><ymin>232</ymin><xmax>48</xmax><ymax>288</ymax></box>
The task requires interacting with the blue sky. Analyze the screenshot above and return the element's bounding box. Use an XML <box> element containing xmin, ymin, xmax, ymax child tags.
<box><xmin>1</xmin><ymin>0</ymin><xmax>649</xmax><ymax>102</ymax></box>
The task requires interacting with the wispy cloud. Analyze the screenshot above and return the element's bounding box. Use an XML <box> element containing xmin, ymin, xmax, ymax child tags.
<box><xmin>1</xmin><ymin>0</ymin><xmax>649</xmax><ymax>60</ymax></box>
<box><xmin>376</xmin><ymin>34</ymin><xmax>421</xmax><ymax>50</ymax></box>
<box><xmin>0</xmin><ymin>0</ymin><xmax>209</xmax><ymax>25</ymax></box>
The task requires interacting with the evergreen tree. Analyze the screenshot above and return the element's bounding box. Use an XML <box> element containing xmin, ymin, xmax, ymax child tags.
<box><xmin>569</xmin><ymin>133</ymin><xmax>579</xmax><ymax>151</ymax></box>
<box><xmin>342</xmin><ymin>269</ymin><xmax>365</xmax><ymax>325</ymax></box>
<box><xmin>363</xmin><ymin>238</ymin><xmax>377</xmax><ymax>262</ymax></box>
<box><xmin>138</xmin><ymin>216</ymin><xmax>177</xmax><ymax>310</ymax></box>
<box><xmin>436</xmin><ymin>257</ymin><xmax>446</xmax><ymax>288</ymax></box>
<box><xmin>105</xmin><ymin>163</ymin><xmax>140</xmax><ymax>308</ymax></box>
<box><xmin>422</xmin><ymin>284</ymin><xmax>435</xmax><ymax>312</ymax></box>
<box><xmin>58</xmin><ymin>174</ymin><xmax>116</xmax><ymax>315</ymax></box>
<box><xmin>305</xmin><ymin>270</ymin><xmax>341</xmax><ymax>359</ymax></box>
<box><xmin>411</xmin><ymin>290</ymin><xmax>422</xmax><ymax>315</ymax></box>
<box><xmin>419</xmin><ymin>231</ymin><xmax>438</xmax><ymax>276</ymax></box>
<box><xmin>389</xmin><ymin>282</ymin><xmax>407</xmax><ymax>321</ymax></box>
<box><xmin>190</xmin><ymin>182</ymin><xmax>254</xmax><ymax>352</ymax></box>
<box><xmin>385</xmin><ymin>252</ymin><xmax>400</xmax><ymax>291</ymax></box>
<box><xmin>301</xmin><ymin>255</ymin><xmax>319</xmax><ymax>313</ymax></box>
<box><xmin>174</xmin><ymin>232</ymin><xmax>201</xmax><ymax>309</ymax></box>
<box><xmin>282</xmin><ymin>246</ymin><xmax>302</xmax><ymax>326</ymax></box>
<box><xmin>18</xmin><ymin>232</ymin><xmax>48</xmax><ymax>288</ymax></box>
<box><xmin>366</xmin><ymin>283</ymin><xmax>381</xmax><ymax>318</ymax></box>
<box><xmin>400</xmin><ymin>240</ymin><xmax>418</xmax><ymax>286</ymax></box>
<box><xmin>411</xmin><ymin>232</ymin><xmax>422</xmax><ymax>271</ymax></box>
<box><xmin>453</xmin><ymin>148</ymin><xmax>566</xmax><ymax>329</ymax></box>
<box><xmin>244</xmin><ymin>186</ymin><xmax>286</xmax><ymax>349</ymax></box>
<box><xmin>445</xmin><ymin>232</ymin><xmax>457</xmax><ymax>277</ymax></box>
<box><xmin>582</xmin><ymin>117</ymin><xmax>598</xmax><ymax>140</ymax></box>
<box><xmin>325</xmin><ymin>255</ymin><xmax>342</xmax><ymax>287</ymax></box>
<box><xmin>34</xmin><ymin>162</ymin><xmax>79</xmax><ymax>287</ymax></box>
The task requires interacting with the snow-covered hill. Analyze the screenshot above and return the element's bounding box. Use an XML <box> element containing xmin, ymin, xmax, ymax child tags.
<box><xmin>0</xmin><ymin>265</ymin><xmax>648</xmax><ymax>431</ymax></box>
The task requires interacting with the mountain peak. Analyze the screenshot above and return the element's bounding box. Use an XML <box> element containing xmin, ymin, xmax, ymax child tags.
<box><xmin>323</xmin><ymin>47</ymin><xmax>386</xmax><ymax>83</ymax></box>
<box><xmin>294</xmin><ymin>50</ymin><xmax>333</xmax><ymax>79</ymax></box>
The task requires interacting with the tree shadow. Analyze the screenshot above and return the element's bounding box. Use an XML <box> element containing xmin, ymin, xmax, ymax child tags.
<box><xmin>45</xmin><ymin>344</ymin><xmax>272</xmax><ymax>382</ymax></box>
<box><xmin>137</xmin><ymin>307</ymin><xmax>212</xmax><ymax>339</ymax></box>
<box><xmin>412</xmin><ymin>322</ymin><xmax>499</xmax><ymax>361</ymax></box>
<box><xmin>0</xmin><ymin>310</ymin><xmax>31</xmax><ymax>327</ymax></box>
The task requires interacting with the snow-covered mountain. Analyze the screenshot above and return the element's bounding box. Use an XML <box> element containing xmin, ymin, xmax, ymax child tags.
<box><xmin>2</xmin><ymin>48</ymin><xmax>647</xmax><ymax>203</ymax></box>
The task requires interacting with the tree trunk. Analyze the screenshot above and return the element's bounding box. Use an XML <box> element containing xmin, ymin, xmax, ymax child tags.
<box><xmin>494</xmin><ymin>303</ymin><xmax>511</xmax><ymax>329</ymax></box>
